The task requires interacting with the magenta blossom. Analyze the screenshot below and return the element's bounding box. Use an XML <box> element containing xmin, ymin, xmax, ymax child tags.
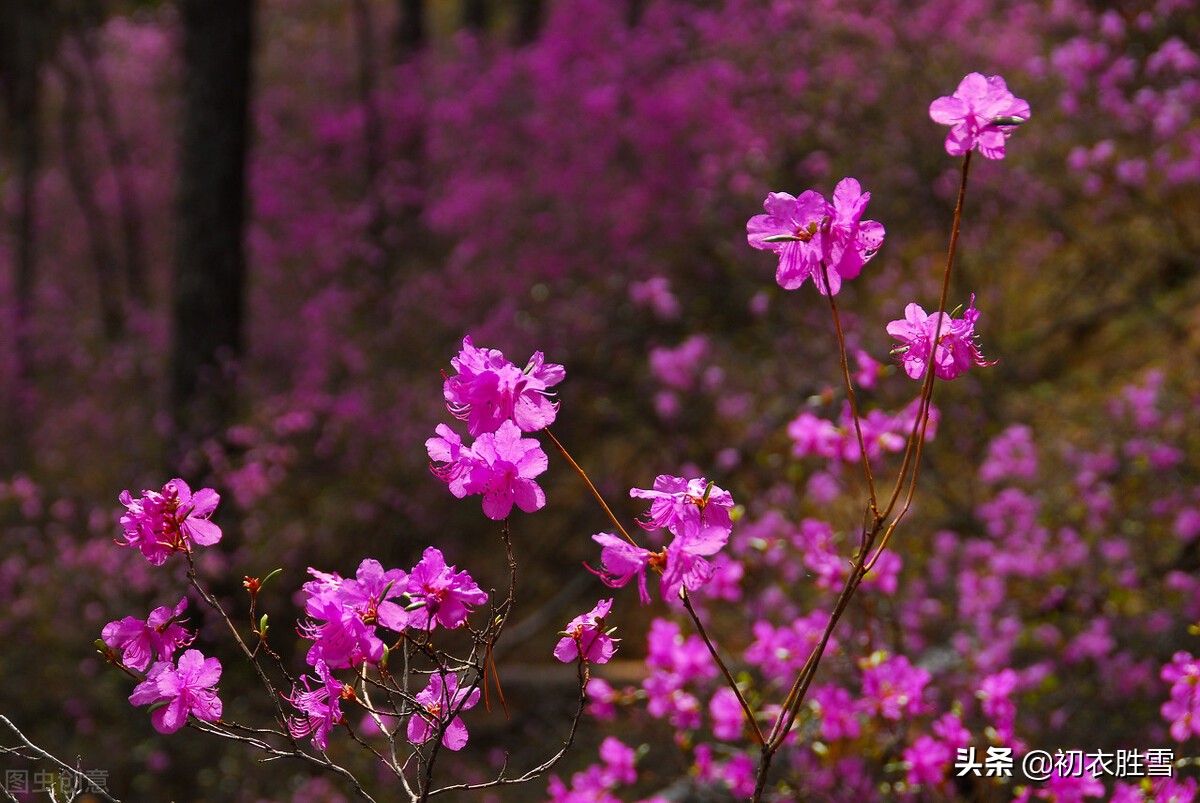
<box><xmin>661</xmin><ymin>523</ymin><xmax>731</xmax><ymax>601</ymax></box>
<box><xmin>299</xmin><ymin>594</ymin><xmax>387</xmax><ymax>668</ymax></box>
<box><xmin>407</xmin><ymin>671</ymin><xmax>481</xmax><ymax>751</ymax></box>
<box><xmin>298</xmin><ymin>559</ymin><xmax>409</xmax><ymax>668</ymax></box>
<box><xmin>286</xmin><ymin>659</ymin><xmax>347</xmax><ymax>751</ymax></box>
<box><xmin>443</xmin><ymin>336</ymin><xmax>564</xmax><ymax>436</ymax></box>
<box><xmin>102</xmin><ymin>597</ymin><xmax>194</xmax><ymax>672</ymax></box>
<box><xmin>1161</xmin><ymin>651</ymin><xmax>1200</xmax><ymax>742</ymax></box>
<box><xmin>887</xmin><ymin>295</ymin><xmax>995</xmax><ymax>380</ymax></box>
<box><xmin>128</xmin><ymin>649</ymin><xmax>223</xmax><ymax>734</ymax></box>
<box><xmin>406</xmin><ymin>547</ymin><xmax>489</xmax><ymax>630</ymax></box>
<box><xmin>554</xmin><ymin>598</ymin><xmax>619</xmax><ymax>664</ymax></box>
<box><xmin>463</xmin><ymin>420</ymin><xmax>549</xmax><ymax>519</ymax></box>
<box><xmin>425</xmin><ymin>424</ymin><xmax>480</xmax><ymax>499</ymax></box>
<box><xmin>117</xmin><ymin>479</ymin><xmax>222</xmax><ymax>565</ymax></box>
<box><xmin>586</xmin><ymin>533</ymin><xmax>654</xmax><ymax>605</ymax></box>
<box><xmin>746</xmin><ymin>178</ymin><xmax>884</xmax><ymax>295</ymax></box>
<box><xmin>335</xmin><ymin>558</ymin><xmax>411</xmax><ymax>632</ymax></box>
<box><xmin>929</xmin><ymin>73</ymin><xmax>1030</xmax><ymax>159</ymax></box>
<box><xmin>629</xmin><ymin>475</ymin><xmax>734</xmax><ymax>539</ymax></box>
<box><xmin>747</xmin><ymin>190</ymin><xmax>825</xmax><ymax>290</ymax></box>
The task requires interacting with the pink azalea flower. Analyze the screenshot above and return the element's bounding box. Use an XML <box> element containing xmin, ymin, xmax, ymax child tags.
<box><xmin>929</xmin><ymin>73</ymin><xmax>1031</xmax><ymax>160</ymax></box>
<box><xmin>116</xmin><ymin>479</ymin><xmax>222</xmax><ymax>565</ymax></box>
<box><xmin>860</xmin><ymin>653</ymin><xmax>930</xmax><ymax>720</ymax></box>
<box><xmin>406</xmin><ymin>671</ymin><xmax>480</xmax><ymax>751</ymax></box>
<box><xmin>746</xmin><ymin>179</ymin><xmax>884</xmax><ymax>295</ymax></box>
<box><xmin>128</xmin><ymin>649</ymin><xmax>223</xmax><ymax>734</ymax></box>
<box><xmin>463</xmin><ymin>420</ymin><xmax>548</xmax><ymax>519</ymax></box>
<box><xmin>300</xmin><ymin>594</ymin><xmax>387</xmax><ymax>668</ymax></box>
<box><xmin>102</xmin><ymin>597</ymin><xmax>193</xmax><ymax>672</ymax></box>
<box><xmin>406</xmin><ymin>547</ymin><xmax>488</xmax><ymax>630</ymax></box>
<box><xmin>586</xmin><ymin>532</ymin><xmax>655</xmax><ymax>605</ymax></box>
<box><xmin>425</xmin><ymin>424</ymin><xmax>480</xmax><ymax>498</ymax></box>
<box><xmin>886</xmin><ymin>294</ymin><xmax>995</xmax><ymax>380</ymax></box>
<box><xmin>709</xmin><ymin>687</ymin><xmax>744</xmax><ymax>741</ymax></box>
<box><xmin>629</xmin><ymin>475</ymin><xmax>734</xmax><ymax>539</ymax></box>
<box><xmin>661</xmin><ymin>522</ymin><xmax>730</xmax><ymax>601</ymax></box>
<box><xmin>554</xmin><ymin>598</ymin><xmax>619</xmax><ymax>664</ymax></box>
<box><xmin>747</xmin><ymin>190</ymin><xmax>826</xmax><ymax>291</ymax></box>
<box><xmin>442</xmin><ymin>336</ymin><xmax>564</xmax><ymax>436</ymax></box>
<box><xmin>1161</xmin><ymin>651</ymin><xmax>1200</xmax><ymax>742</ymax></box>
<box><xmin>336</xmin><ymin>558</ymin><xmax>411</xmax><ymax>632</ymax></box>
<box><xmin>286</xmin><ymin>659</ymin><xmax>347</xmax><ymax>751</ymax></box>
<box><xmin>823</xmin><ymin>178</ymin><xmax>886</xmax><ymax>288</ymax></box>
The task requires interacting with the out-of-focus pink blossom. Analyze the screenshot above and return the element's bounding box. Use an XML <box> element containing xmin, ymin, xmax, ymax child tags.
<box><xmin>929</xmin><ymin>73</ymin><xmax>1030</xmax><ymax>159</ymax></box>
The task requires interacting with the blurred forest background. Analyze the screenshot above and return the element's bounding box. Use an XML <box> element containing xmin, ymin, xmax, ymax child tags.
<box><xmin>0</xmin><ymin>0</ymin><xmax>1198</xmax><ymax>799</ymax></box>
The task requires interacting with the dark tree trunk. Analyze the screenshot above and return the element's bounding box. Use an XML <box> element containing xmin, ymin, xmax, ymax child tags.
<box><xmin>393</xmin><ymin>0</ymin><xmax>426</xmax><ymax>61</ymax></box>
<box><xmin>513</xmin><ymin>0</ymin><xmax>542</xmax><ymax>45</ymax></box>
<box><xmin>351</xmin><ymin>0</ymin><xmax>386</xmax><ymax>267</ymax></box>
<box><xmin>463</xmin><ymin>0</ymin><xmax>490</xmax><ymax>32</ymax></box>
<box><xmin>72</xmin><ymin>0</ymin><xmax>149</xmax><ymax>304</ymax></box>
<box><xmin>57</xmin><ymin>54</ymin><xmax>124</xmax><ymax>340</ymax></box>
<box><xmin>170</xmin><ymin>0</ymin><xmax>255</xmax><ymax>466</ymax></box>
<box><xmin>0</xmin><ymin>0</ymin><xmax>50</xmax><ymax>471</ymax></box>
<box><xmin>627</xmin><ymin>0</ymin><xmax>645</xmax><ymax>27</ymax></box>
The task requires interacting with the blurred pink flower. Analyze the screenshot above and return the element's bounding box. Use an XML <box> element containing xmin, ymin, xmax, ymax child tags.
<box><xmin>929</xmin><ymin>73</ymin><xmax>1030</xmax><ymax>159</ymax></box>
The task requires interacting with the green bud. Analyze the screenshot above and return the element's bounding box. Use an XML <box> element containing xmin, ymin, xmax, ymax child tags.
<box><xmin>761</xmin><ymin>234</ymin><xmax>804</xmax><ymax>243</ymax></box>
<box><xmin>259</xmin><ymin>614</ymin><xmax>270</xmax><ymax>636</ymax></box>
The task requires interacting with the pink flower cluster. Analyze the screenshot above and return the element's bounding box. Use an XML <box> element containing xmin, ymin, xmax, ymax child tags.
<box><xmin>746</xmin><ymin>177</ymin><xmax>885</xmax><ymax>295</ymax></box>
<box><xmin>887</xmin><ymin>295</ymin><xmax>995</xmax><ymax>381</ymax></box>
<box><xmin>588</xmin><ymin>475</ymin><xmax>734</xmax><ymax>604</ymax></box>
<box><xmin>116</xmin><ymin>479</ymin><xmax>222</xmax><ymax>565</ymax></box>
<box><xmin>289</xmin><ymin>549</ymin><xmax>487</xmax><ymax>750</ymax></box>
<box><xmin>128</xmin><ymin>649</ymin><xmax>223</xmax><ymax>735</ymax></box>
<box><xmin>554</xmin><ymin>598</ymin><xmax>619</xmax><ymax>665</ymax></box>
<box><xmin>427</xmin><ymin>337</ymin><xmax>560</xmax><ymax>519</ymax></box>
<box><xmin>1161</xmin><ymin>651</ymin><xmax>1200</xmax><ymax>742</ymax></box>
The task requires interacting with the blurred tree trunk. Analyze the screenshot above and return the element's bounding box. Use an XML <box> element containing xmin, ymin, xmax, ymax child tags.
<box><xmin>57</xmin><ymin>54</ymin><xmax>124</xmax><ymax>340</ymax></box>
<box><xmin>393</xmin><ymin>0</ymin><xmax>426</xmax><ymax>61</ymax></box>
<box><xmin>513</xmin><ymin>0</ymin><xmax>542</xmax><ymax>44</ymax></box>
<box><xmin>351</xmin><ymin>0</ymin><xmax>386</xmax><ymax>267</ymax></box>
<box><xmin>627</xmin><ymin>0</ymin><xmax>645</xmax><ymax>26</ymax></box>
<box><xmin>0</xmin><ymin>0</ymin><xmax>50</xmax><ymax>471</ymax></box>
<box><xmin>71</xmin><ymin>0</ymin><xmax>149</xmax><ymax>304</ymax></box>
<box><xmin>463</xmin><ymin>0</ymin><xmax>490</xmax><ymax>32</ymax></box>
<box><xmin>170</xmin><ymin>0</ymin><xmax>255</xmax><ymax>467</ymax></box>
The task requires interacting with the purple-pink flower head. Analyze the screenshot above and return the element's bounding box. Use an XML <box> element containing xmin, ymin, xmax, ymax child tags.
<box><xmin>586</xmin><ymin>533</ymin><xmax>655</xmax><ymax>605</ymax></box>
<box><xmin>286</xmin><ymin>659</ymin><xmax>349</xmax><ymax>751</ymax></box>
<box><xmin>442</xmin><ymin>336</ymin><xmax>564</xmax><ymax>436</ymax></box>
<box><xmin>300</xmin><ymin>594</ymin><xmax>387</xmax><ymax>669</ymax></box>
<box><xmin>746</xmin><ymin>180</ymin><xmax>884</xmax><ymax>295</ymax></box>
<box><xmin>554</xmin><ymin>598</ymin><xmax>619</xmax><ymax>664</ymax></box>
<box><xmin>929</xmin><ymin>73</ymin><xmax>1030</xmax><ymax>160</ymax></box>
<box><xmin>337</xmin><ymin>559</ymin><xmax>411</xmax><ymax>632</ymax></box>
<box><xmin>463</xmin><ymin>420</ymin><xmax>549</xmax><ymax>519</ymax></box>
<box><xmin>407</xmin><ymin>670</ymin><xmax>481</xmax><ymax>751</ymax></box>
<box><xmin>128</xmin><ymin>649</ymin><xmax>223</xmax><ymax>734</ymax></box>
<box><xmin>661</xmin><ymin>523</ymin><xmax>731</xmax><ymax>602</ymax></box>
<box><xmin>629</xmin><ymin>475</ymin><xmax>734</xmax><ymax>539</ymax></box>
<box><xmin>823</xmin><ymin>178</ymin><xmax>886</xmax><ymax>287</ymax></box>
<box><xmin>102</xmin><ymin>597</ymin><xmax>194</xmax><ymax>672</ymax></box>
<box><xmin>425</xmin><ymin>424</ymin><xmax>480</xmax><ymax>499</ymax></box>
<box><xmin>887</xmin><ymin>295</ymin><xmax>995</xmax><ymax>380</ymax></box>
<box><xmin>116</xmin><ymin>479</ymin><xmax>222</xmax><ymax>565</ymax></box>
<box><xmin>406</xmin><ymin>547</ymin><xmax>489</xmax><ymax>630</ymax></box>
